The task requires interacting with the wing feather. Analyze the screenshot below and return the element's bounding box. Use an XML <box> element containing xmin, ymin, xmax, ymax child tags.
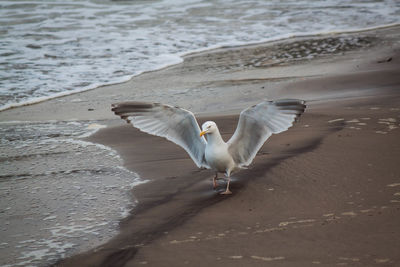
<box><xmin>228</xmin><ymin>99</ymin><xmax>306</xmax><ymax>167</ymax></box>
<box><xmin>112</xmin><ymin>102</ymin><xmax>209</xmax><ymax>168</ymax></box>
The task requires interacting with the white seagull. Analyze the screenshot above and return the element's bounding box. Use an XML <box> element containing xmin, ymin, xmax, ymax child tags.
<box><xmin>112</xmin><ymin>99</ymin><xmax>306</xmax><ymax>194</ymax></box>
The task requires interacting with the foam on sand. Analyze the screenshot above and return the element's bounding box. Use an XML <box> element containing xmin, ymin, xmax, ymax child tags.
<box><xmin>0</xmin><ymin>120</ymin><xmax>145</xmax><ymax>266</ymax></box>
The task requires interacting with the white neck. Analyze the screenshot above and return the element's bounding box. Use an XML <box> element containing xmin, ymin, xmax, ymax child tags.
<box><xmin>206</xmin><ymin>129</ymin><xmax>225</xmax><ymax>146</ymax></box>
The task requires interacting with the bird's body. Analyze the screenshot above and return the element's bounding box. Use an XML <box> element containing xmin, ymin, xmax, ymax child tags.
<box><xmin>205</xmin><ymin>141</ymin><xmax>234</xmax><ymax>173</ymax></box>
<box><xmin>203</xmin><ymin>131</ymin><xmax>237</xmax><ymax>194</ymax></box>
<box><xmin>112</xmin><ymin>99</ymin><xmax>306</xmax><ymax>194</ymax></box>
<box><xmin>203</xmin><ymin>125</ymin><xmax>234</xmax><ymax>173</ymax></box>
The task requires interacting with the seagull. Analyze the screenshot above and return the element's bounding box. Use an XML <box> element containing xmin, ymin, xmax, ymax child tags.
<box><xmin>111</xmin><ymin>99</ymin><xmax>306</xmax><ymax>194</ymax></box>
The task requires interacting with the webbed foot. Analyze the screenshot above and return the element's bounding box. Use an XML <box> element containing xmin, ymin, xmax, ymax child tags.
<box><xmin>220</xmin><ymin>190</ymin><xmax>232</xmax><ymax>195</ymax></box>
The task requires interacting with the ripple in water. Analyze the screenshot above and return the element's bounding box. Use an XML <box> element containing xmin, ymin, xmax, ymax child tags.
<box><xmin>0</xmin><ymin>0</ymin><xmax>399</xmax><ymax>109</ymax></box>
<box><xmin>0</xmin><ymin>121</ymin><xmax>144</xmax><ymax>266</ymax></box>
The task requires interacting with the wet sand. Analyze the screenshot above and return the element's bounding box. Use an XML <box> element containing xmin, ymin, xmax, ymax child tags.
<box><xmin>82</xmin><ymin>96</ymin><xmax>400</xmax><ymax>267</ymax></box>
<box><xmin>1</xmin><ymin>26</ymin><xmax>400</xmax><ymax>266</ymax></box>
<box><xmin>56</xmin><ymin>27</ymin><xmax>400</xmax><ymax>266</ymax></box>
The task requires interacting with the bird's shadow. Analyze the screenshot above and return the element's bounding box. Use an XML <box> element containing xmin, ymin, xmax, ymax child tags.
<box><xmin>77</xmin><ymin>113</ymin><xmax>341</xmax><ymax>267</ymax></box>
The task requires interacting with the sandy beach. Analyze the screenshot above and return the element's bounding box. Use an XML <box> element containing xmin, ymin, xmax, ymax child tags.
<box><xmin>1</xmin><ymin>25</ymin><xmax>400</xmax><ymax>266</ymax></box>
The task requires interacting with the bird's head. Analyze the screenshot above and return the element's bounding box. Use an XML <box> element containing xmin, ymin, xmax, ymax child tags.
<box><xmin>200</xmin><ymin>121</ymin><xmax>217</xmax><ymax>137</ymax></box>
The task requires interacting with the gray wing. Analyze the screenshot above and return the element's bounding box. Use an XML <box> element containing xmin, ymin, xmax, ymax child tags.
<box><xmin>111</xmin><ymin>102</ymin><xmax>209</xmax><ymax>169</ymax></box>
<box><xmin>228</xmin><ymin>99</ymin><xmax>306</xmax><ymax>167</ymax></box>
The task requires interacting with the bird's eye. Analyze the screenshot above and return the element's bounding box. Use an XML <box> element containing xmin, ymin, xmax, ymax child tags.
<box><xmin>208</xmin><ymin>126</ymin><xmax>211</xmax><ymax>129</ymax></box>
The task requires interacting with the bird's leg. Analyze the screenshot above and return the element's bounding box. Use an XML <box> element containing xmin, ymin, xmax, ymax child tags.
<box><xmin>220</xmin><ymin>173</ymin><xmax>232</xmax><ymax>195</ymax></box>
<box><xmin>213</xmin><ymin>172</ymin><xmax>219</xmax><ymax>189</ymax></box>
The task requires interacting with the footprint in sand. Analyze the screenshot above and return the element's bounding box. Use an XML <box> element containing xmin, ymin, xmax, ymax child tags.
<box><xmin>328</xmin><ymin>118</ymin><xmax>344</xmax><ymax>123</ymax></box>
<box><xmin>360</xmin><ymin>209</ymin><xmax>373</xmax><ymax>213</ymax></box>
<box><xmin>346</xmin><ymin>119</ymin><xmax>360</xmax><ymax>123</ymax></box>
<box><xmin>380</xmin><ymin>118</ymin><xmax>396</xmax><ymax>123</ymax></box>
<box><xmin>338</xmin><ymin>257</ymin><xmax>360</xmax><ymax>262</ymax></box>
<box><xmin>251</xmin><ymin>255</ymin><xmax>285</xmax><ymax>262</ymax></box>
<box><xmin>387</xmin><ymin>183</ymin><xmax>400</xmax><ymax>187</ymax></box>
<box><xmin>377</xmin><ymin>118</ymin><xmax>398</xmax><ymax>132</ymax></box>
<box><xmin>229</xmin><ymin>256</ymin><xmax>243</xmax><ymax>259</ymax></box>
<box><xmin>375</xmin><ymin>258</ymin><xmax>390</xmax><ymax>264</ymax></box>
<box><xmin>341</xmin><ymin>211</ymin><xmax>357</xmax><ymax>216</ymax></box>
<box><xmin>332</xmin><ymin>118</ymin><xmax>370</xmax><ymax>131</ymax></box>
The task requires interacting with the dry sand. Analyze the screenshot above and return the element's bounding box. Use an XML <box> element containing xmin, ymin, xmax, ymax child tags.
<box><xmin>1</xmin><ymin>26</ymin><xmax>400</xmax><ymax>266</ymax></box>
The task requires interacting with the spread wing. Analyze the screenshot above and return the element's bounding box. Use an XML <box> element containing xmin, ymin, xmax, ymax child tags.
<box><xmin>111</xmin><ymin>102</ymin><xmax>209</xmax><ymax>168</ymax></box>
<box><xmin>228</xmin><ymin>99</ymin><xmax>306</xmax><ymax>167</ymax></box>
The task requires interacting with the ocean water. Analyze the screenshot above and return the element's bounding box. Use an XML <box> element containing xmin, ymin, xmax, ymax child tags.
<box><xmin>1</xmin><ymin>0</ymin><xmax>400</xmax><ymax>111</ymax></box>
<box><xmin>0</xmin><ymin>121</ymin><xmax>145</xmax><ymax>266</ymax></box>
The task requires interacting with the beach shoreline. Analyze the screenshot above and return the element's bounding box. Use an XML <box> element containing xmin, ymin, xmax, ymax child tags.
<box><xmin>1</xmin><ymin>22</ymin><xmax>399</xmax><ymax>114</ymax></box>
<box><xmin>1</xmin><ymin>25</ymin><xmax>399</xmax><ymax>123</ymax></box>
<box><xmin>1</xmin><ymin>26</ymin><xmax>400</xmax><ymax>266</ymax></box>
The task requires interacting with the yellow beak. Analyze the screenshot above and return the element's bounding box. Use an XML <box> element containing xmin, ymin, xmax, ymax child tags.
<box><xmin>199</xmin><ymin>130</ymin><xmax>207</xmax><ymax>137</ymax></box>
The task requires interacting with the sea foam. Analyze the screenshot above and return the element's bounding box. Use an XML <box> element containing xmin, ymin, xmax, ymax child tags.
<box><xmin>1</xmin><ymin>0</ymin><xmax>399</xmax><ymax>111</ymax></box>
<box><xmin>0</xmin><ymin>120</ymin><xmax>146</xmax><ymax>266</ymax></box>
